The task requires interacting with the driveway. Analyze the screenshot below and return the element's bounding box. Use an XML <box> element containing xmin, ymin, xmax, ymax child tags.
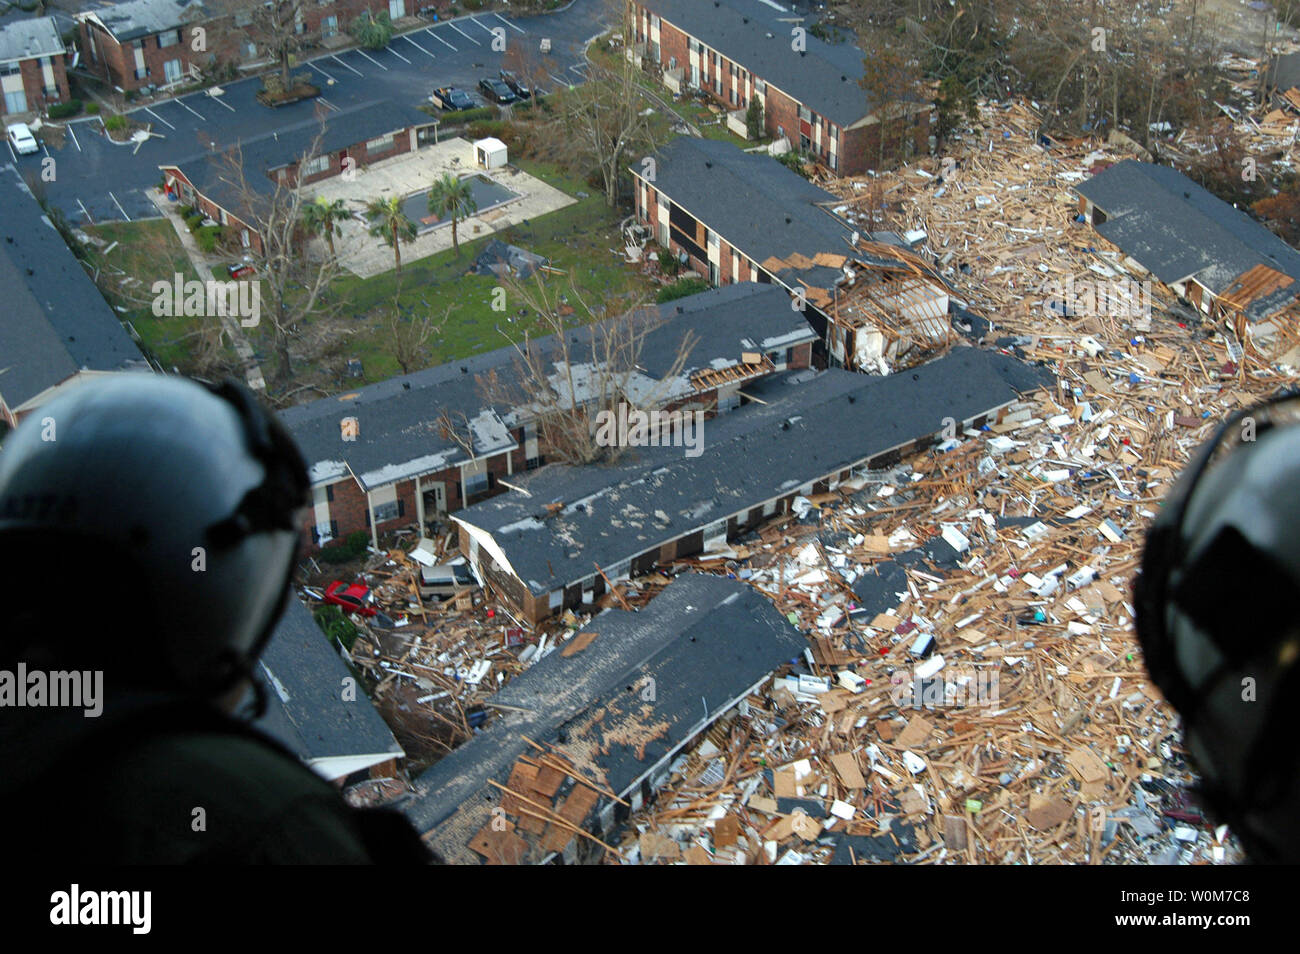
<box><xmin>9</xmin><ymin>1</ymin><xmax>607</xmax><ymax>225</ymax></box>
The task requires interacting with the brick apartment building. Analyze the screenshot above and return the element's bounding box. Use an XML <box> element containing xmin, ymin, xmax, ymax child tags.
<box><xmin>75</xmin><ymin>0</ymin><xmax>410</xmax><ymax>94</ymax></box>
<box><xmin>632</xmin><ymin>137</ymin><xmax>957</xmax><ymax>372</ymax></box>
<box><xmin>0</xmin><ymin>17</ymin><xmax>70</xmax><ymax>117</ymax></box>
<box><xmin>627</xmin><ymin>0</ymin><xmax>930</xmax><ymax>175</ymax></box>
<box><xmin>159</xmin><ymin>100</ymin><xmax>434</xmax><ymax>253</ymax></box>
<box><xmin>279</xmin><ymin>283</ymin><xmax>817</xmax><ymax>552</ymax></box>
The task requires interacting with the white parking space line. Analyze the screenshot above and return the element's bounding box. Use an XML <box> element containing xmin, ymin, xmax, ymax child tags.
<box><xmin>108</xmin><ymin>191</ymin><xmax>131</xmax><ymax>222</ymax></box>
<box><xmin>68</xmin><ymin>124</ymin><xmax>81</xmax><ymax>151</ymax></box>
<box><xmin>77</xmin><ymin>198</ymin><xmax>92</xmax><ymax>222</ymax></box>
<box><xmin>317</xmin><ymin>97</ymin><xmax>340</xmax><ymax>111</ymax></box>
<box><xmin>549</xmin><ymin>71</ymin><xmax>570</xmax><ymax>88</ymax></box>
<box><xmin>427</xmin><ymin>28</ymin><xmax>457</xmax><ymax>51</ymax></box>
<box><xmin>332</xmin><ymin>54</ymin><xmax>364</xmax><ymax>76</ymax></box>
<box><xmin>42</xmin><ymin>142</ymin><xmax>49</xmax><ymax>158</ymax></box>
<box><xmin>208</xmin><ymin>93</ymin><xmax>236</xmax><ymax>112</ymax></box>
<box><xmin>175</xmin><ymin>98</ymin><xmax>206</xmax><ymax>120</ymax></box>
<box><xmin>355</xmin><ymin>49</ymin><xmax>389</xmax><ymax>70</ymax></box>
<box><xmin>568</xmin><ymin>62</ymin><xmax>588</xmax><ymax>74</ymax></box>
<box><xmin>144</xmin><ymin>107</ymin><xmax>175</xmax><ymax>129</ymax></box>
<box><xmin>448</xmin><ymin>21</ymin><xmax>480</xmax><ymax>44</ymax></box>
<box><xmin>314</xmin><ymin>63</ymin><xmax>339</xmax><ymax>83</ymax></box>
<box><xmin>386</xmin><ymin>45</ymin><xmax>412</xmax><ymax>64</ymax></box>
<box><xmin>470</xmin><ymin>16</ymin><xmax>495</xmax><ymax>35</ymax></box>
<box><xmin>402</xmin><ymin>34</ymin><xmax>436</xmax><ymax>58</ymax></box>
<box><xmin>494</xmin><ymin>12</ymin><xmax>525</xmax><ymax>33</ymax></box>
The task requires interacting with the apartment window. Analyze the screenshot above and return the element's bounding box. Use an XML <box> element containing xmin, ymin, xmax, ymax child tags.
<box><xmin>243</xmin><ymin>42</ymin><xmax>257</xmax><ymax>59</ymax></box>
<box><xmin>755</xmin><ymin>78</ymin><xmax>766</xmax><ymax>94</ymax></box>
<box><xmin>234</xmin><ymin>10</ymin><xmax>252</xmax><ymax>26</ymax></box>
<box><xmin>829</xmin><ymin>124</ymin><xmax>840</xmax><ymax>142</ymax></box>
<box><xmin>688</xmin><ymin>38</ymin><xmax>699</xmax><ymax>53</ymax></box>
<box><xmin>157</xmin><ymin>29</ymin><xmax>180</xmax><ymax>49</ymax></box>
<box><xmin>730</xmin><ymin>87</ymin><xmax>738</xmax><ymax>105</ymax></box>
<box><xmin>368</xmin><ymin>485</ymin><xmax>403</xmax><ymax>524</ymax></box>
<box><xmin>321</xmin><ymin>15</ymin><xmax>338</xmax><ymax>36</ymax></box>
<box><xmin>163</xmin><ymin>58</ymin><xmax>182</xmax><ymax>83</ymax></box>
<box><xmin>300</xmin><ymin>154</ymin><xmax>329</xmax><ymax>176</ymax></box>
<box><xmin>649</xmin><ymin>13</ymin><xmax>659</xmax><ymax>28</ymax></box>
<box><xmin>0</xmin><ymin>62</ymin><xmax>18</xmax><ymax>76</ymax></box>
<box><xmin>829</xmin><ymin>152</ymin><xmax>838</xmax><ymax>171</ymax></box>
<box><xmin>366</xmin><ymin>132</ymin><xmax>395</xmax><ymax>154</ymax></box>
<box><xmin>709</xmin><ymin>260</ymin><xmax>719</xmax><ymax>284</ymax></box>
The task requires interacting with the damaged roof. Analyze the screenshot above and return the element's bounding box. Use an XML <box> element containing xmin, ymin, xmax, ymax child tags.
<box><xmin>0</xmin><ymin>169</ymin><xmax>147</xmax><ymax>411</ymax></box>
<box><xmin>637</xmin><ymin>0</ymin><xmax>876</xmax><ymax>127</ymax></box>
<box><xmin>0</xmin><ymin>16</ymin><xmax>65</xmax><ymax>63</ymax></box>
<box><xmin>403</xmin><ymin>573</ymin><xmax>805</xmax><ymax>863</ymax></box>
<box><xmin>254</xmin><ymin>597</ymin><xmax>404</xmax><ymax>779</ymax></box>
<box><xmin>280</xmin><ymin>283</ymin><xmax>814</xmax><ymax>489</ymax></box>
<box><xmin>636</xmin><ymin>137</ymin><xmax>913</xmax><ymax>293</ymax></box>
<box><xmin>78</xmin><ymin>0</ymin><xmax>208</xmax><ymax>41</ymax></box>
<box><xmin>453</xmin><ymin>346</ymin><xmax>1052</xmax><ymax>597</ymax></box>
<box><xmin>1075</xmin><ymin>160</ymin><xmax>1300</xmax><ymax>319</ymax></box>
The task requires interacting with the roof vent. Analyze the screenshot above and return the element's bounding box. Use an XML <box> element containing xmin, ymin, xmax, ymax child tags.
<box><xmin>705</xmin><ymin>160</ymin><xmax>713</xmax><ymax>168</ymax></box>
<box><xmin>785</xmin><ymin>216</ymin><xmax>792</xmax><ymax>224</ymax></box>
<box><xmin>403</xmin><ymin>381</ymin><xmax>411</xmax><ymax>390</ymax></box>
<box><xmin>1184</xmin><ymin>191</ymin><xmax>1190</xmax><ymax>199</ymax></box>
<box><xmin>848</xmin><ymin>394</ymin><xmax>856</xmax><ymax>403</ymax></box>
<box><xmin>461</xmin><ymin>366</ymin><xmax>468</xmax><ymax>373</ymax></box>
<box><xmin>676</xmin><ymin>304</ymin><xmax>684</xmax><ymax>313</ymax></box>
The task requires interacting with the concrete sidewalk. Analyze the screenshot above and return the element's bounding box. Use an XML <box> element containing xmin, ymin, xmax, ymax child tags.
<box><xmin>151</xmin><ymin>192</ymin><xmax>267</xmax><ymax>391</ymax></box>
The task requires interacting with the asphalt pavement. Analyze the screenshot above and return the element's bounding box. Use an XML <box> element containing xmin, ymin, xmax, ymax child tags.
<box><xmin>3</xmin><ymin>2</ymin><xmax>605</xmax><ymax>224</ymax></box>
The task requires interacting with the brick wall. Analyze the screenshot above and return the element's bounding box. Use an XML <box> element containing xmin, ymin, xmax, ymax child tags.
<box><xmin>2</xmin><ymin>56</ymin><xmax>70</xmax><ymax>116</ymax></box>
<box><xmin>79</xmin><ymin>21</ymin><xmax>203</xmax><ymax>91</ymax></box>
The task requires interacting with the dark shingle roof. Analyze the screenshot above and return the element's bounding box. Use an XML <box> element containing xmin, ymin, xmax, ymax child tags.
<box><xmin>254</xmin><ymin>597</ymin><xmax>403</xmax><ymax>776</ymax></box>
<box><xmin>0</xmin><ymin>15</ymin><xmax>65</xmax><ymax>63</ymax></box>
<box><xmin>0</xmin><ymin>169</ymin><xmax>146</xmax><ymax>410</ymax></box>
<box><xmin>79</xmin><ymin>0</ymin><xmax>208</xmax><ymax>41</ymax></box>
<box><xmin>403</xmin><ymin>573</ymin><xmax>805</xmax><ymax>863</ymax></box>
<box><xmin>1075</xmin><ymin>160</ymin><xmax>1300</xmax><ymax>318</ymax></box>
<box><xmin>640</xmin><ymin>0</ymin><xmax>872</xmax><ymax>126</ymax></box>
<box><xmin>165</xmin><ymin>100</ymin><xmax>432</xmax><ymax>215</ymax></box>
<box><xmin>454</xmin><ymin>346</ymin><xmax>1051</xmax><ymax>597</ymax></box>
<box><xmin>279</xmin><ymin>283</ymin><xmax>815</xmax><ymax>489</ymax></box>
<box><xmin>638</xmin><ymin>137</ymin><xmax>897</xmax><ymax>288</ymax></box>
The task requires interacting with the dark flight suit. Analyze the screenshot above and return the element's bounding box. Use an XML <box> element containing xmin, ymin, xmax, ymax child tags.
<box><xmin>0</xmin><ymin>695</ymin><xmax>432</xmax><ymax>864</ymax></box>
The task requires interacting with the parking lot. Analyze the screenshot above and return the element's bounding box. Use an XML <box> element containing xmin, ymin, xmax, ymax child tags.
<box><xmin>5</xmin><ymin>2</ymin><xmax>604</xmax><ymax>225</ymax></box>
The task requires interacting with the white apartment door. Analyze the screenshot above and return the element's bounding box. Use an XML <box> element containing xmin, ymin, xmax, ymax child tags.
<box><xmin>389</xmin><ymin>0</ymin><xmax>406</xmax><ymax>19</ymax></box>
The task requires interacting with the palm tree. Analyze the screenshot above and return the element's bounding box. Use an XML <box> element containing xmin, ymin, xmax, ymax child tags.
<box><xmin>301</xmin><ymin>196</ymin><xmax>349</xmax><ymax>260</ymax></box>
<box><xmin>365</xmin><ymin>196</ymin><xmax>418</xmax><ymax>278</ymax></box>
<box><xmin>427</xmin><ymin>173</ymin><xmax>478</xmax><ymax>256</ymax></box>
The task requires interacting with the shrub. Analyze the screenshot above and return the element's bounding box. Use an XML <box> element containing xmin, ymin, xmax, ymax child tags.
<box><xmin>48</xmin><ymin>100</ymin><xmax>83</xmax><ymax>120</ymax></box>
<box><xmin>350</xmin><ymin>10</ymin><xmax>393</xmax><ymax>49</ymax></box>
<box><xmin>655</xmin><ymin>244</ymin><xmax>681</xmax><ymax>277</ymax></box>
<box><xmin>442</xmin><ymin>105</ymin><xmax>495</xmax><ymax>125</ymax></box>
<box><xmin>104</xmin><ymin>114</ymin><xmax>128</xmax><ymax>132</ymax></box>
<box><xmin>195</xmin><ymin>225</ymin><xmax>222</xmax><ymax>253</ymax></box>
<box><xmin>313</xmin><ymin>605</ymin><xmax>360</xmax><ymax>652</ymax></box>
<box><xmin>656</xmin><ymin>276</ymin><xmax>708</xmax><ymax>303</ymax></box>
<box><xmin>85</xmin><ymin>102</ymin><xmax>100</xmax><ymax>114</ymax></box>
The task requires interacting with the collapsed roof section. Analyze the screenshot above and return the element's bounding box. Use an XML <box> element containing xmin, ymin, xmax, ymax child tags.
<box><xmin>280</xmin><ymin>283</ymin><xmax>816</xmax><ymax>491</ymax></box>
<box><xmin>452</xmin><ymin>347</ymin><xmax>1052</xmax><ymax>609</ymax></box>
<box><xmin>403</xmin><ymin>573</ymin><xmax>806</xmax><ymax>864</ymax></box>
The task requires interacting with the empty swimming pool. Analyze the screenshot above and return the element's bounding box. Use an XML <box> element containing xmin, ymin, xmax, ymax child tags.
<box><xmin>402</xmin><ymin>174</ymin><xmax>518</xmax><ymax>232</ymax></box>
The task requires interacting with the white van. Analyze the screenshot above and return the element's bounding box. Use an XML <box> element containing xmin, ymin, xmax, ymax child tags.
<box><xmin>7</xmin><ymin>123</ymin><xmax>38</xmax><ymax>156</ymax></box>
<box><xmin>418</xmin><ymin>563</ymin><xmax>477</xmax><ymax>601</ymax></box>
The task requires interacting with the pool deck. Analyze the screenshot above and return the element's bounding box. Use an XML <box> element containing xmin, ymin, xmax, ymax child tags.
<box><xmin>302</xmin><ymin>138</ymin><xmax>577</xmax><ymax>279</ymax></box>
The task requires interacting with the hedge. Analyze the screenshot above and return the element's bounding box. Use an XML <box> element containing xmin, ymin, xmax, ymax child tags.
<box><xmin>48</xmin><ymin>100</ymin><xmax>83</xmax><ymax>120</ymax></box>
<box><xmin>656</xmin><ymin>276</ymin><xmax>709</xmax><ymax>303</ymax></box>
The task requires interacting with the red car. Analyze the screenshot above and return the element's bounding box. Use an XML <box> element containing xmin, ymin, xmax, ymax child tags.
<box><xmin>227</xmin><ymin>262</ymin><xmax>256</xmax><ymax>279</ymax></box>
<box><xmin>324</xmin><ymin>580</ymin><xmax>379</xmax><ymax>618</ymax></box>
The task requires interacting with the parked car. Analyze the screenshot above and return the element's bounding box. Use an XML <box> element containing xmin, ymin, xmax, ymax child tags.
<box><xmin>478</xmin><ymin>77</ymin><xmax>517</xmax><ymax>105</ymax></box>
<box><xmin>498</xmin><ymin>69</ymin><xmax>531</xmax><ymax>99</ymax></box>
<box><xmin>227</xmin><ymin>262</ymin><xmax>256</xmax><ymax>279</ymax></box>
<box><xmin>430</xmin><ymin>86</ymin><xmax>475</xmax><ymax>111</ymax></box>
<box><xmin>418</xmin><ymin>562</ymin><xmax>477</xmax><ymax>601</ymax></box>
<box><xmin>7</xmin><ymin>122</ymin><xmax>38</xmax><ymax>156</ymax></box>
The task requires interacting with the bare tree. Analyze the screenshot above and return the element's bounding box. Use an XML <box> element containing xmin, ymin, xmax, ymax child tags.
<box><xmin>474</xmin><ymin>274</ymin><xmax>696</xmax><ymax>465</ymax></box>
<box><xmin>556</xmin><ymin>1</ymin><xmax>661</xmax><ymax>207</ymax></box>
<box><xmin>251</xmin><ymin>0</ymin><xmax>316</xmax><ymax>95</ymax></box>
<box><xmin>213</xmin><ymin>125</ymin><xmax>341</xmax><ymax>385</ymax></box>
<box><xmin>388</xmin><ymin>299</ymin><xmax>451</xmax><ymax>375</ymax></box>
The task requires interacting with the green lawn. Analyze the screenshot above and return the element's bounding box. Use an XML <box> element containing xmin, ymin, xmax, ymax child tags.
<box><xmin>244</xmin><ymin>158</ymin><xmax>654</xmax><ymax>390</ymax></box>
<box><xmin>82</xmin><ymin>219</ymin><xmax>208</xmax><ymax>370</ymax></box>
